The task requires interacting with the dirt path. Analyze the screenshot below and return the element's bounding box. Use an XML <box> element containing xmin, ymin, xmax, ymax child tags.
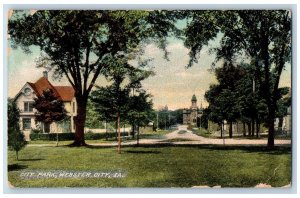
<box><xmin>162</xmin><ymin>125</ymin><xmax>291</xmax><ymax>145</ymax></box>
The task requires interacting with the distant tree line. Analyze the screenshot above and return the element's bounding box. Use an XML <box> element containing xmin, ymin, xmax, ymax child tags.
<box><xmin>204</xmin><ymin>63</ymin><xmax>290</xmax><ymax>138</ymax></box>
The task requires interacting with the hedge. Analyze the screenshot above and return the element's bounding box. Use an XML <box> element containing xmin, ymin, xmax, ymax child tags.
<box><xmin>30</xmin><ymin>132</ymin><xmax>129</xmax><ymax>141</ymax></box>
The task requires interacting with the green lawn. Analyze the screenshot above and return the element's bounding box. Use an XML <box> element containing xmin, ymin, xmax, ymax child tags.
<box><xmin>191</xmin><ymin>127</ymin><xmax>212</xmax><ymax>138</ymax></box>
<box><xmin>138</xmin><ymin>129</ymin><xmax>173</xmax><ymax>139</ymax></box>
<box><xmin>28</xmin><ymin>129</ymin><xmax>172</xmax><ymax>145</ymax></box>
<box><xmin>8</xmin><ymin>145</ymin><xmax>291</xmax><ymax>188</ymax></box>
<box><xmin>29</xmin><ymin>138</ymin><xmax>135</xmax><ymax>145</ymax></box>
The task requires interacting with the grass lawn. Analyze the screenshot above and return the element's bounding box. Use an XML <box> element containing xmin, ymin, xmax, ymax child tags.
<box><xmin>28</xmin><ymin>129</ymin><xmax>172</xmax><ymax>146</ymax></box>
<box><xmin>191</xmin><ymin>127</ymin><xmax>212</xmax><ymax>138</ymax></box>
<box><xmin>138</xmin><ymin>129</ymin><xmax>173</xmax><ymax>139</ymax></box>
<box><xmin>8</xmin><ymin>145</ymin><xmax>291</xmax><ymax>188</ymax></box>
<box><xmin>212</xmin><ymin>134</ymin><xmax>291</xmax><ymax>140</ymax></box>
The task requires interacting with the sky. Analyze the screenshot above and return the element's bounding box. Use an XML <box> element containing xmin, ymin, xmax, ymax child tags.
<box><xmin>7</xmin><ymin>11</ymin><xmax>292</xmax><ymax>110</ymax></box>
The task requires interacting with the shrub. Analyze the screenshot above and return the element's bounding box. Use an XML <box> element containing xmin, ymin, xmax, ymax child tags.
<box><xmin>31</xmin><ymin>128</ymin><xmax>43</xmax><ymax>134</ymax></box>
<box><xmin>30</xmin><ymin>133</ymin><xmax>75</xmax><ymax>141</ymax></box>
<box><xmin>30</xmin><ymin>132</ymin><xmax>129</xmax><ymax>141</ymax></box>
<box><xmin>84</xmin><ymin>131</ymin><xmax>129</xmax><ymax>140</ymax></box>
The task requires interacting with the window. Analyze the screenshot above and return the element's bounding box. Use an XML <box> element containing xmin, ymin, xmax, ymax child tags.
<box><xmin>24</xmin><ymin>102</ymin><xmax>34</xmax><ymax>112</ymax></box>
<box><xmin>22</xmin><ymin>118</ymin><xmax>31</xmax><ymax>130</ymax></box>
<box><xmin>24</xmin><ymin>87</ymin><xmax>31</xmax><ymax>96</ymax></box>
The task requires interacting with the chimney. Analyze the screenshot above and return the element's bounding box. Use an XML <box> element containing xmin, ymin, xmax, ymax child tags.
<box><xmin>43</xmin><ymin>71</ymin><xmax>48</xmax><ymax>79</ymax></box>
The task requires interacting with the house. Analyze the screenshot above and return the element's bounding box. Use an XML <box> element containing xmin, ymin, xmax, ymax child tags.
<box><xmin>14</xmin><ymin>71</ymin><xmax>77</xmax><ymax>133</ymax></box>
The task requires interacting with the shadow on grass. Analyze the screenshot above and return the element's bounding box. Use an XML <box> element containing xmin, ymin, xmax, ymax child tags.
<box><xmin>125</xmin><ymin>150</ymin><xmax>161</xmax><ymax>154</ymax></box>
<box><xmin>18</xmin><ymin>158</ymin><xmax>45</xmax><ymax>162</ymax></box>
<box><xmin>8</xmin><ymin>164</ymin><xmax>28</xmax><ymax>172</ymax></box>
<box><xmin>136</xmin><ymin>144</ymin><xmax>291</xmax><ymax>155</ymax></box>
<box><xmin>191</xmin><ymin>144</ymin><xmax>292</xmax><ymax>155</ymax></box>
<box><xmin>64</xmin><ymin>142</ymin><xmax>291</xmax><ymax>155</ymax></box>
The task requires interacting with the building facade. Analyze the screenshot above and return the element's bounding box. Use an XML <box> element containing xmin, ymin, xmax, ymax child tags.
<box><xmin>183</xmin><ymin>94</ymin><xmax>201</xmax><ymax>125</ymax></box>
<box><xmin>14</xmin><ymin>71</ymin><xmax>77</xmax><ymax>134</ymax></box>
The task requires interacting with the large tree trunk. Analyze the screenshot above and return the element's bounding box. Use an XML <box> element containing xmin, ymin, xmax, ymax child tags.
<box><xmin>229</xmin><ymin>121</ymin><xmax>233</xmax><ymax>138</ymax></box>
<box><xmin>137</xmin><ymin>125</ymin><xmax>140</xmax><ymax>146</ymax></box>
<box><xmin>247</xmin><ymin>122</ymin><xmax>251</xmax><ymax>136</ymax></box>
<box><xmin>131</xmin><ymin>123</ymin><xmax>135</xmax><ymax>139</ymax></box>
<box><xmin>251</xmin><ymin>118</ymin><xmax>255</xmax><ymax>136</ymax></box>
<box><xmin>220</xmin><ymin>123</ymin><xmax>223</xmax><ymax>138</ymax></box>
<box><xmin>243</xmin><ymin>122</ymin><xmax>246</xmax><ymax>137</ymax></box>
<box><xmin>117</xmin><ymin>112</ymin><xmax>121</xmax><ymax>154</ymax></box>
<box><xmin>261</xmin><ymin>30</ymin><xmax>276</xmax><ymax>149</ymax></box>
<box><xmin>105</xmin><ymin>120</ymin><xmax>108</xmax><ymax>141</ymax></box>
<box><xmin>115</xmin><ymin>121</ymin><xmax>118</xmax><ymax>140</ymax></box>
<box><xmin>72</xmin><ymin>97</ymin><xmax>88</xmax><ymax>146</ymax></box>
<box><xmin>278</xmin><ymin>117</ymin><xmax>283</xmax><ymax>131</ymax></box>
<box><xmin>256</xmin><ymin>118</ymin><xmax>260</xmax><ymax>138</ymax></box>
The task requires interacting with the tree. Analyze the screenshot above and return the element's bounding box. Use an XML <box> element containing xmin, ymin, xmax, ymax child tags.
<box><xmin>91</xmin><ymin>82</ymin><xmax>129</xmax><ymax>154</ymax></box>
<box><xmin>85</xmin><ymin>99</ymin><xmax>105</xmax><ymax>129</ymax></box>
<box><xmin>205</xmin><ymin>64</ymin><xmax>244</xmax><ymax>138</ymax></box>
<box><xmin>184</xmin><ymin>10</ymin><xmax>291</xmax><ymax>148</ymax></box>
<box><xmin>234</xmin><ymin>63</ymin><xmax>269</xmax><ymax>137</ymax></box>
<box><xmin>275</xmin><ymin>87</ymin><xmax>291</xmax><ymax>132</ymax></box>
<box><xmin>8</xmin><ymin>99</ymin><xmax>27</xmax><ymax>160</ymax></box>
<box><xmin>33</xmin><ymin>89</ymin><xmax>68</xmax><ymax>146</ymax></box>
<box><xmin>33</xmin><ymin>89</ymin><xmax>67</xmax><ymax>130</ymax></box>
<box><xmin>9</xmin><ymin>10</ymin><xmax>178</xmax><ymax>146</ymax></box>
<box><xmin>205</xmin><ymin>84</ymin><xmax>222</xmax><ymax>134</ymax></box>
<box><xmin>127</xmin><ymin>91</ymin><xmax>154</xmax><ymax>146</ymax></box>
<box><xmin>91</xmin><ymin>57</ymin><xmax>154</xmax><ymax>152</ymax></box>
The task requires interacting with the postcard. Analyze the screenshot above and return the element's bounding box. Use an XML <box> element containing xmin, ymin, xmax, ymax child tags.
<box><xmin>7</xmin><ymin>9</ymin><xmax>292</xmax><ymax>189</ymax></box>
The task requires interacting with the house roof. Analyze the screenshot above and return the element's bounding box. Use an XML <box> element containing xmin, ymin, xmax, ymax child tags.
<box><xmin>26</xmin><ymin>77</ymin><xmax>75</xmax><ymax>102</ymax></box>
<box><xmin>55</xmin><ymin>86</ymin><xmax>75</xmax><ymax>102</ymax></box>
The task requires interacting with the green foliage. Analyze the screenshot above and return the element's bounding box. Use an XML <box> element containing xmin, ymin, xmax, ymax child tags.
<box><xmin>29</xmin><ymin>132</ymin><xmax>129</xmax><ymax>141</ymax></box>
<box><xmin>7</xmin><ymin>99</ymin><xmax>27</xmax><ymax>160</ymax></box>
<box><xmin>8</xmin><ymin>10</ymin><xmax>178</xmax><ymax>144</ymax></box>
<box><xmin>205</xmin><ymin>64</ymin><xmax>245</xmax><ymax>124</ymax></box>
<box><xmin>7</xmin><ymin>98</ymin><xmax>20</xmax><ymax>131</ymax></box>
<box><xmin>205</xmin><ymin>63</ymin><xmax>290</xmax><ymax>130</ymax></box>
<box><xmin>171</xmin><ymin>109</ymin><xmax>184</xmax><ymax>124</ymax></box>
<box><xmin>90</xmin><ymin>85</ymin><xmax>130</xmax><ymax>123</ymax></box>
<box><xmin>190</xmin><ymin>127</ymin><xmax>211</xmax><ymax>138</ymax></box>
<box><xmin>85</xmin><ymin>100</ymin><xmax>105</xmax><ymax>128</ymax></box>
<box><xmin>183</xmin><ymin>10</ymin><xmax>291</xmax><ymax>147</ymax></box>
<box><xmin>198</xmin><ymin>107</ymin><xmax>210</xmax><ymax>129</ymax></box>
<box><xmin>276</xmin><ymin>93</ymin><xmax>291</xmax><ymax>118</ymax></box>
<box><xmin>30</xmin><ymin>133</ymin><xmax>75</xmax><ymax>141</ymax></box>
<box><xmin>84</xmin><ymin>132</ymin><xmax>129</xmax><ymax>140</ymax></box>
<box><xmin>127</xmin><ymin>91</ymin><xmax>154</xmax><ymax>127</ymax></box>
<box><xmin>30</xmin><ymin>128</ymin><xmax>43</xmax><ymax>134</ymax></box>
<box><xmin>155</xmin><ymin>108</ymin><xmax>180</xmax><ymax>129</ymax></box>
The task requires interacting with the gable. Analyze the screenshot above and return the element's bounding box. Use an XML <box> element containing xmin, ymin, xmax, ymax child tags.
<box><xmin>13</xmin><ymin>83</ymin><xmax>37</xmax><ymax>102</ymax></box>
<box><xmin>14</xmin><ymin>77</ymin><xmax>75</xmax><ymax>103</ymax></box>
